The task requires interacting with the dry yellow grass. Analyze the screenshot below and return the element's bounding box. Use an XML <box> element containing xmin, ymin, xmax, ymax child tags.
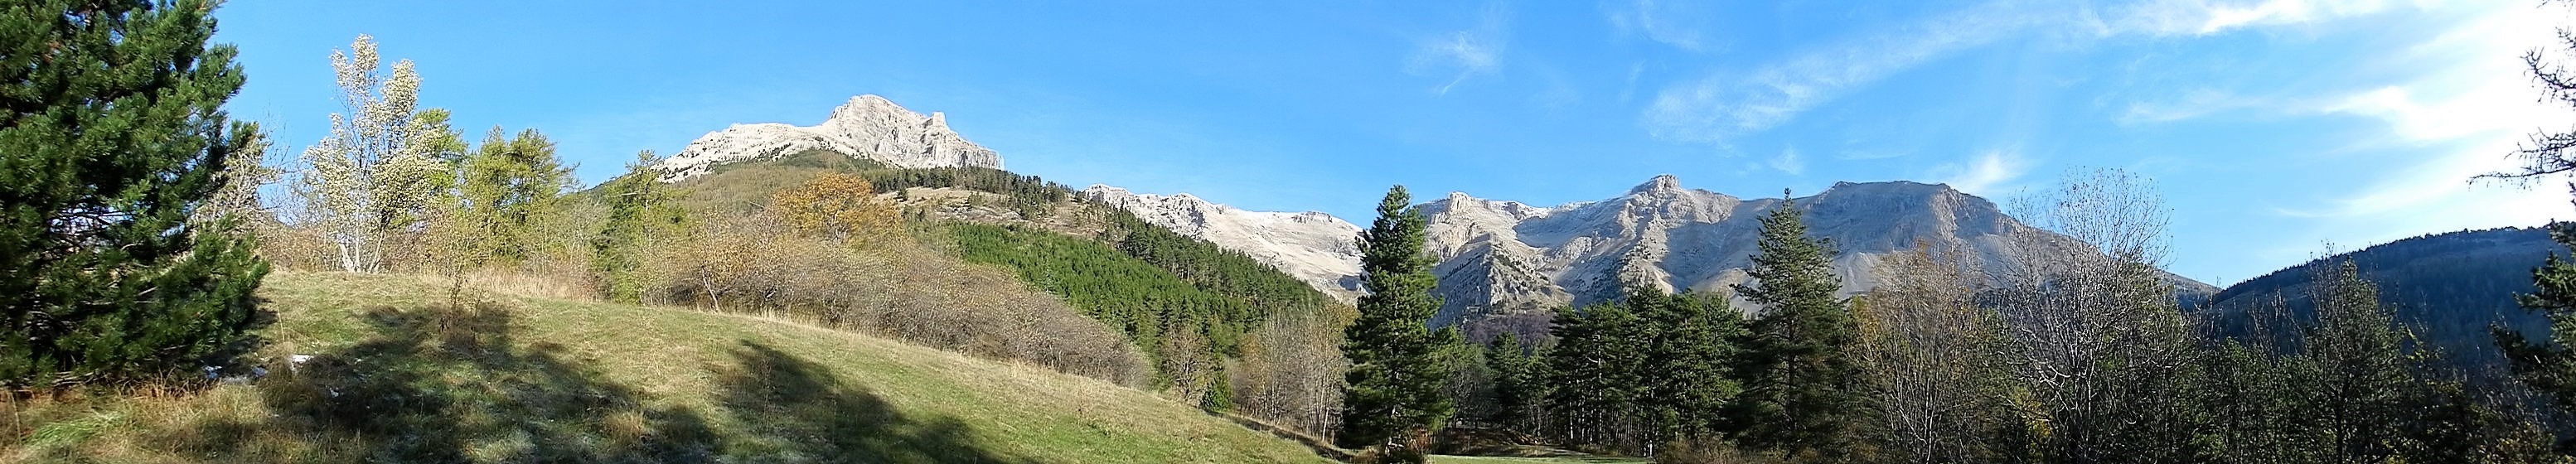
<box><xmin>2</xmin><ymin>272</ymin><xmax>1334</xmax><ymax>463</ymax></box>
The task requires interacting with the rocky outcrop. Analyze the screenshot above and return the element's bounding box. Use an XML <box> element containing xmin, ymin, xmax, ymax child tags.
<box><xmin>1082</xmin><ymin>185</ymin><xmax>1367</xmax><ymax>300</ymax></box>
<box><xmin>1409</xmin><ymin>176</ymin><xmax>2217</xmax><ymax>326</ymax></box>
<box><xmin>656</xmin><ymin>94</ymin><xmax>1002</xmax><ymax>181</ymax></box>
<box><xmin>1097</xmin><ymin>174</ymin><xmax>2218</xmax><ymax>327</ymax></box>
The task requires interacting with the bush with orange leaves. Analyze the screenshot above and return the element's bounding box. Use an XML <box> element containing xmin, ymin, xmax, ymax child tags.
<box><xmin>767</xmin><ymin>172</ymin><xmax>901</xmax><ymax>244</ymax></box>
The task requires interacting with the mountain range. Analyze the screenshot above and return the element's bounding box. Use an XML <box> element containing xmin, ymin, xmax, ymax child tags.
<box><xmin>653</xmin><ymin>95</ymin><xmax>2226</xmax><ymax>331</ymax></box>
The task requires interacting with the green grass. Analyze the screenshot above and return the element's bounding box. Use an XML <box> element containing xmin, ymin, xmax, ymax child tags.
<box><xmin>2</xmin><ymin>272</ymin><xmax>1334</xmax><ymax>463</ymax></box>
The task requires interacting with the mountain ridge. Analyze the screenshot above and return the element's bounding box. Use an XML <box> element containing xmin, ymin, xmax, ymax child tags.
<box><xmin>652</xmin><ymin>94</ymin><xmax>2220</xmax><ymax>331</ymax></box>
<box><xmin>656</xmin><ymin>94</ymin><xmax>1002</xmax><ymax>181</ymax></box>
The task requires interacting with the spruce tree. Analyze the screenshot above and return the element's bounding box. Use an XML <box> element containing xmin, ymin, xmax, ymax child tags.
<box><xmin>1339</xmin><ymin>185</ymin><xmax>1459</xmax><ymax>461</ymax></box>
<box><xmin>1729</xmin><ymin>191</ymin><xmax>1863</xmax><ymax>457</ymax></box>
<box><xmin>0</xmin><ymin>0</ymin><xmax>269</xmax><ymax>389</ymax></box>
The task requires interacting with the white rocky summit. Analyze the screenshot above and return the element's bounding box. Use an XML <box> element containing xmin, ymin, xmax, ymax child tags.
<box><xmin>655</xmin><ymin>94</ymin><xmax>1003</xmax><ymax>181</ymax></box>
<box><xmin>1082</xmin><ymin>185</ymin><xmax>1367</xmax><ymax>300</ymax></box>
<box><xmin>651</xmin><ymin>95</ymin><xmax>2215</xmax><ymax>333</ymax></box>
<box><xmin>1092</xmin><ymin>174</ymin><xmax>2217</xmax><ymax>333</ymax></box>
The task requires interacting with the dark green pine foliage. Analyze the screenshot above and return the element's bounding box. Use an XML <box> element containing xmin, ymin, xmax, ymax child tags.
<box><xmin>1627</xmin><ymin>285</ymin><xmax>1744</xmax><ymax>444</ymax></box>
<box><xmin>1483</xmin><ymin>331</ymin><xmax>1546</xmax><ymax>433</ymax></box>
<box><xmin>2191</xmin><ymin>341</ymin><xmax>2327</xmax><ymax>463</ymax></box>
<box><xmin>1543</xmin><ymin>301</ymin><xmax>1649</xmax><ymax>448</ymax></box>
<box><xmin>2303</xmin><ymin>261</ymin><xmax>2409</xmax><ymax>462</ymax></box>
<box><xmin>591</xmin><ymin>152</ymin><xmax>686</xmax><ymax>302</ymax></box>
<box><xmin>2498</xmin><ymin>221</ymin><xmax>2576</xmax><ymax>413</ymax></box>
<box><xmin>458</xmin><ymin>128</ymin><xmax>571</xmax><ymax>263</ymax></box>
<box><xmin>1729</xmin><ymin>191</ymin><xmax>1863</xmax><ymax>457</ymax></box>
<box><xmin>1339</xmin><ymin>186</ymin><xmax>1459</xmax><ymax>459</ymax></box>
<box><xmin>0</xmin><ymin>0</ymin><xmax>269</xmax><ymax>389</ymax></box>
<box><xmin>949</xmin><ymin>224</ymin><xmax>1254</xmax><ymax>357</ymax></box>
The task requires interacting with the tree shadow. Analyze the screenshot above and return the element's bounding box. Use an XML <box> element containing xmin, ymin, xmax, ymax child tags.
<box><xmin>713</xmin><ymin>340</ymin><xmax>1034</xmax><ymax>464</ymax></box>
<box><xmin>158</xmin><ymin>302</ymin><xmax>719</xmax><ymax>462</ymax></box>
<box><xmin>143</xmin><ymin>302</ymin><xmax>1038</xmax><ymax>463</ymax></box>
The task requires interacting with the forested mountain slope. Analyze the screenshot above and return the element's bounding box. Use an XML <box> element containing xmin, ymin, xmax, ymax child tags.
<box><xmin>665</xmin><ymin>149</ymin><xmax>1356</xmax><ymax>435</ymax></box>
<box><xmin>2202</xmin><ymin>225</ymin><xmax>2567</xmax><ymax>365</ymax></box>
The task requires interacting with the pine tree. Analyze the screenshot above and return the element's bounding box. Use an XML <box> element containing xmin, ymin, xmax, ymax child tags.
<box><xmin>1339</xmin><ymin>185</ymin><xmax>1459</xmax><ymax>462</ymax></box>
<box><xmin>457</xmin><ymin>128</ymin><xmax>570</xmax><ymax>264</ymax></box>
<box><xmin>1484</xmin><ymin>331</ymin><xmax>1544</xmax><ymax>433</ymax></box>
<box><xmin>2499</xmin><ymin>222</ymin><xmax>2576</xmax><ymax>413</ymax></box>
<box><xmin>1729</xmin><ymin>191</ymin><xmax>1863</xmax><ymax>458</ymax></box>
<box><xmin>592</xmin><ymin>151</ymin><xmax>686</xmax><ymax>302</ymax></box>
<box><xmin>1544</xmin><ymin>302</ymin><xmax>1649</xmax><ymax>448</ymax></box>
<box><xmin>0</xmin><ymin>0</ymin><xmax>270</xmax><ymax>389</ymax></box>
<box><xmin>1629</xmin><ymin>286</ymin><xmax>1743</xmax><ymax>445</ymax></box>
<box><xmin>2304</xmin><ymin>260</ymin><xmax>2409</xmax><ymax>462</ymax></box>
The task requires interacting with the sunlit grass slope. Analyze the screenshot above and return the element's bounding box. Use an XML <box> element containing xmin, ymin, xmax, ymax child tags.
<box><xmin>3</xmin><ymin>272</ymin><xmax>1334</xmax><ymax>463</ymax></box>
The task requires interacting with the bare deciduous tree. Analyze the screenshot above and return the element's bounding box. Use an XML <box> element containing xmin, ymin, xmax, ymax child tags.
<box><xmin>1993</xmin><ymin>167</ymin><xmax>2198</xmax><ymax>462</ymax></box>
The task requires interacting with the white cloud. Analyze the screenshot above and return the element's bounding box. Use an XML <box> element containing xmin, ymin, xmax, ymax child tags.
<box><xmin>1643</xmin><ymin>0</ymin><xmax>2431</xmax><ymax>144</ymax></box>
<box><xmin>2112</xmin><ymin>0</ymin><xmax>2406</xmax><ymax>36</ymax></box>
<box><xmin>1770</xmin><ymin>147</ymin><xmax>1806</xmax><ymax>175</ymax></box>
<box><xmin>1934</xmin><ymin>150</ymin><xmax>2033</xmax><ymax>196</ymax></box>
<box><xmin>1605</xmin><ymin>0</ymin><xmax>1717</xmax><ymax>52</ymax></box>
<box><xmin>2271</xmin><ymin>2</ymin><xmax>2569</xmax><ymax>234</ymax></box>
<box><xmin>2119</xmin><ymin>88</ymin><xmax>2277</xmax><ymax>124</ymax></box>
<box><xmin>1408</xmin><ymin>3</ymin><xmax>1511</xmax><ymax>95</ymax></box>
<box><xmin>1644</xmin><ymin>2</ymin><xmax>2046</xmax><ymax>143</ymax></box>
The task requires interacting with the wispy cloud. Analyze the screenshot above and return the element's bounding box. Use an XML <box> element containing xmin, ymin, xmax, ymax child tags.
<box><xmin>1605</xmin><ymin>0</ymin><xmax>1717</xmax><ymax>52</ymax></box>
<box><xmin>1934</xmin><ymin>150</ymin><xmax>2034</xmax><ymax>196</ymax></box>
<box><xmin>1644</xmin><ymin>0</ymin><xmax>2420</xmax><ymax>145</ymax></box>
<box><xmin>2118</xmin><ymin>88</ymin><xmax>2276</xmax><ymax>124</ymax></box>
<box><xmin>1408</xmin><ymin>3</ymin><xmax>1511</xmax><ymax>95</ymax></box>
<box><xmin>2270</xmin><ymin>3</ymin><xmax>2569</xmax><ymax>232</ymax></box>
<box><xmin>2111</xmin><ymin>0</ymin><xmax>2405</xmax><ymax>36</ymax></box>
<box><xmin>1770</xmin><ymin>147</ymin><xmax>1806</xmax><ymax>175</ymax></box>
<box><xmin>1643</xmin><ymin>2</ymin><xmax>2047</xmax><ymax>143</ymax></box>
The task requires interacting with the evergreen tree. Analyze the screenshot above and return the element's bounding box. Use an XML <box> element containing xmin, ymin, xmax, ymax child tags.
<box><xmin>0</xmin><ymin>0</ymin><xmax>269</xmax><ymax>389</ymax></box>
<box><xmin>1629</xmin><ymin>286</ymin><xmax>1744</xmax><ymax>445</ymax></box>
<box><xmin>456</xmin><ymin>128</ymin><xmax>569</xmax><ymax>263</ymax></box>
<box><xmin>1484</xmin><ymin>332</ymin><xmax>1534</xmax><ymax>430</ymax></box>
<box><xmin>592</xmin><ymin>151</ymin><xmax>685</xmax><ymax>302</ymax></box>
<box><xmin>2304</xmin><ymin>260</ymin><xmax>2409</xmax><ymax>462</ymax></box>
<box><xmin>2499</xmin><ymin>222</ymin><xmax>2576</xmax><ymax>413</ymax></box>
<box><xmin>1339</xmin><ymin>185</ymin><xmax>1459</xmax><ymax>462</ymax></box>
<box><xmin>1544</xmin><ymin>302</ymin><xmax>1649</xmax><ymax>448</ymax></box>
<box><xmin>1729</xmin><ymin>191</ymin><xmax>1863</xmax><ymax>458</ymax></box>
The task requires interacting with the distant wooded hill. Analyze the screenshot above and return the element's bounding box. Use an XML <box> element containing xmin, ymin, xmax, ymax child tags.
<box><xmin>2201</xmin><ymin>225</ymin><xmax>2567</xmax><ymax>369</ymax></box>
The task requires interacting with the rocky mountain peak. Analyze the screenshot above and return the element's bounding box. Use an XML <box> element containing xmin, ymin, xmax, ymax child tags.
<box><xmin>1081</xmin><ymin>185</ymin><xmax>1368</xmax><ymax>299</ymax></box>
<box><xmin>1632</xmin><ymin>174</ymin><xmax>1684</xmax><ymax>195</ymax></box>
<box><xmin>654</xmin><ymin>94</ymin><xmax>1004</xmax><ymax>181</ymax></box>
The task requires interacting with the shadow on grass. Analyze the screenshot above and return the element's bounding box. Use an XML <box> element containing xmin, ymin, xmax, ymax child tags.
<box><xmin>152</xmin><ymin>302</ymin><xmax>1030</xmax><ymax>463</ymax></box>
<box><xmin>716</xmin><ymin>341</ymin><xmax>1034</xmax><ymax>463</ymax></box>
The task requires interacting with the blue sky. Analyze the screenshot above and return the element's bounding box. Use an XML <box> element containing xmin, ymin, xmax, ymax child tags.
<box><xmin>213</xmin><ymin>0</ymin><xmax>2569</xmax><ymax>286</ymax></box>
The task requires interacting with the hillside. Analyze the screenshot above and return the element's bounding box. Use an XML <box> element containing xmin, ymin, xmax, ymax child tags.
<box><xmin>2</xmin><ymin>273</ymin><xmax>1334</xmax><ymax>463</ymax></box>
<box><xmin>2202</xmin><ymin>225</ymin><xmax>2568</xmax><ymax>365</ymax></box>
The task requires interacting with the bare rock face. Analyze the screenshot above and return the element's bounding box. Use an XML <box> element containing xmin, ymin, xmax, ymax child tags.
<box><xmin>1412</xmin><ymin>176</ymin><xmax>2216</xmax><ymax>326</ymax></box>
<box><xmin>1082</xmin><ymin>185</ymin><xmax>1367</xmax><ymax>301</ymax></box>
<box><xmin>1096</xmin><ymin>175</ymin><xmax>2220</xmax><ymax>329</ymax></box>
<box><xmin>656</xmin><ymin>95</ymin><xmax>1002</xmax><ymax>181</ymax></box>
